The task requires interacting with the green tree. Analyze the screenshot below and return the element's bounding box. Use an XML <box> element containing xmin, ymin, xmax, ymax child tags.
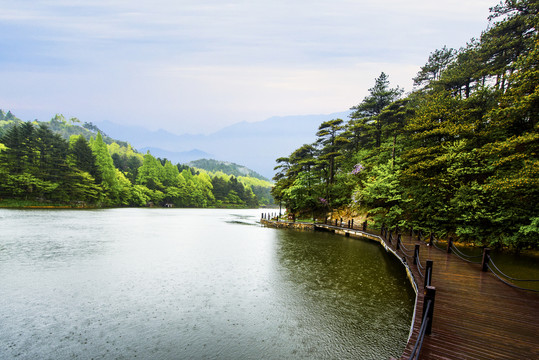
<box><xmin>90</xmin><ymin>132</ymin><xmax>120</xmax><ymax>204</ymax></box>
<box><xmin>136</xmin><ymin>152</ymin><xmax>164</xmax><ymax>190</ymax></box>
<box><xmin>413</xmin><ymin>46</ymin><xmax>456</xmax><ymax>89</ymax></box>
<box><xmin>349</xmin><ymin>72</ymin><xmax>403</xmax><ymax>148</ymax></box>
<box><xmin>69</xmin><ymin>135</ymin><xmax>100</xmax><ymax>181</ymax></box>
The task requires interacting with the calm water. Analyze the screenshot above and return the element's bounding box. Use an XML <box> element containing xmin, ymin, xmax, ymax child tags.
<box><xmin>0</xmin><ymin>208</ymin><xmax>415</xmax><ymax>359</ymax></box>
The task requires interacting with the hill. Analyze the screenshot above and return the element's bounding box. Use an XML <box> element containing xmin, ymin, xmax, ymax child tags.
<box><xmin>188</xmin><ymin>159</ymin><xmax>269</xmax><ymax>181</ymax></box>
<box><xmin>96</xmin><ymin>111</ymin><xmax>351</xmax><ymax>179</ymax></box>
<box><xmin>0</xmin><ymin>109</ymin><xmax>275</xmax><ymax>208</ymax></box>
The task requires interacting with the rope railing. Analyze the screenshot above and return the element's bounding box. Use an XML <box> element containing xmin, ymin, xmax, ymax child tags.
<box><xmin>415</xmin><ymin>248</ymin><xmax>425</xmax><ymax>270</ymax></box>
<box><xmin>450</xmin><ymin>243</ymin><xmax>483</xmax><ymax>259</ymax></box>
<box><xmin>486</xmin><ymin>263</ymin><xmax>539</xmax><ymax>293</ymax></box>
<box><xmin>408</xmin><ymin>287</ymin><xmax>436</xmax><ymax>360</ymax></box>
<box><xmin>450</xmin><ymin>245</ymin><xmax>482</xmax><ymax>264</ymax></box>
<box><xmin>431</xmin><ymin>236</ymin><xmax>447</xmax><ymax>252</ymax></box>
<box><xmin>401</xmin><ymin>229</ymin><xmax>539</xmax><ymax>292</ymax></box>
<box><xmin>487</xmin><ymin>256</ymin><xmax>539</xmax><ymax>282</ymax></box>
<box><xmin>415</xmin><ymin>260</ymin><xmax>425</xmax><ymax>278</ymax></box>
<box><xmin>399</xmin><ymin>238</ymin><xmax>412</xmax><ymax>253</ymax></box>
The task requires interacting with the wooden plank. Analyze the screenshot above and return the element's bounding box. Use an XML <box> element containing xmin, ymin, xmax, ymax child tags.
<box><xmin>272</xmin><ymin>222</ymin><xmax>539</xmax><ymax>359</ymax></box>
<box><xmin>392</xmin><ymin>232</ymin><xmax>539</xmax><ymax>360</ymax></box>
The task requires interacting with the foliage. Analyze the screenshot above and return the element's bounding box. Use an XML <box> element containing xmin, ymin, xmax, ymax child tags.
<box><xmin>0</xmin><ymin>114</ymin><xmax>272</xmax><ymax>209</ymax></box>
<box><xmin>273</xmin><ymin>0</ymin><xmax>539</xmax><ymax>249</ymax></box>
<box><xmin>189</xmin><ymin>158</ymin><xmax>269</xmax><ymax>181</ymax></box>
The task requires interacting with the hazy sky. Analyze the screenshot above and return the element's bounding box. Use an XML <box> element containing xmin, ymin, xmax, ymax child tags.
<box><xmin>1</xmin><ymin>0</ymin><xmax>497</xmax><ymax>134</ymax></box>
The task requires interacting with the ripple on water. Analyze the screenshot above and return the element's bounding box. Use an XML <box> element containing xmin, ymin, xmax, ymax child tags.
<box><xmin>0</xmin><ymin>208</ymin><xmax>415</xmax><ymax>359</ymax></box>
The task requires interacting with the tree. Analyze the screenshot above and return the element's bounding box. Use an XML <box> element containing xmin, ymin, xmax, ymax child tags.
<box><xmin>316</xmin><ymin>119</ymin><xmax>346</xmax><ymax>186</ymax></box>
<box><xmin>349</xmin><ymin>72</ymin><xmax>403</xmax><ymax>148</ymax></box>
<box><xmin>69</xmin><ymin>135</ymin><xmax>100</xmax><ymax>181</ymax></box>
<box><xmin>377</xmin><ymin>98</ymin><xmax>415</xmax><ymax>166</ymax></box>
<box><xmin>480</xmin><ymin>0</ymin><xmax>538</xmax><ymax>92</ymax></box>
<box><xmin>136</xmin><ymin>152</ymin><xmax>164</xmax><ymax>190</ymax></box>
<box><xmin>90</xmin><ymin>132</ymin><xmax>120</xmax><ymax>203</ymax></box>
<box><xmin>413</xmin><ymin>46</ymin><xmax>456</xmax><ymax>89</ymax></box>
<box><xmin>438</xmin><ymin>40</ymin><xmax>484</xmax><ymax>98</ymax></box>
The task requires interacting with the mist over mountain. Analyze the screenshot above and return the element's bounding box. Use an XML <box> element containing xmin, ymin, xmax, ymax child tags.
<box><xmin>97</xmin><ymin>111</ymin><xmax>351</xmax><ymax>179</ymax></box>
<box><xmin>138</xmin><ymin>147</ymin><xmax>213</xmax><ymax>164</ymax></box>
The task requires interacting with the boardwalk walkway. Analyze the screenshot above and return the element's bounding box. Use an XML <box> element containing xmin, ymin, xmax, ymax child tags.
<box><xmin>264</xmin><ymin>219</ymin><xmax>539</xmax><ymax>359</ymax></box>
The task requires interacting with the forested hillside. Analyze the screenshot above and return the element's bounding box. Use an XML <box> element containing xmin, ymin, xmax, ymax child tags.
<box><xmin>0</xmin><ymin>116</ymin><xmax>274</xmax><ymax>208</ymax></box>
<box><xmin>272</xmin><ymin>0</ymin><xmax>538</xmax><ymax>249</ymax></box>
<box><xmin>189</xmin><ymin>159</ymin><xmax>268</xmax><ymax>180</ymax></box>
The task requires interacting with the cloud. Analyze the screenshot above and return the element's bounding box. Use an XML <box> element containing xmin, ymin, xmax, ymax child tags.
<box><xmin>0</xmin><ymin>0</ymin><xmax>498</xmax><ymax>133</ymax></box>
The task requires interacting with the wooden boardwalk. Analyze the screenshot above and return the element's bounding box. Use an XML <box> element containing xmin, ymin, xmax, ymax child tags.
<box><xmin>309</xmin><ymin>223</ymin><xmax>539</xmax><ymax>360</ymax></box>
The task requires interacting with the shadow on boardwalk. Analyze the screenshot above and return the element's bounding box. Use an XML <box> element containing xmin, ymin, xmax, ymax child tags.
<box><xmin>261</xmin><ymin>219</ymin><xmax>539</xmax><ymax>360</ymax></box>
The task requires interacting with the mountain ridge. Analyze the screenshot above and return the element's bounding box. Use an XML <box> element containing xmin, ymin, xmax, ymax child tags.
<box><xmin>97</xmin><ymin>111</ymin><xmax>351</xmax><ymax>178</ymax></box>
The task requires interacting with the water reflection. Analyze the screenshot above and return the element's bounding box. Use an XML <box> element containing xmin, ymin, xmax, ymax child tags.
<box><xmin>273</xmin><ymin>229</ymin><xmax>415</xmax><ymax>358</ymax></box>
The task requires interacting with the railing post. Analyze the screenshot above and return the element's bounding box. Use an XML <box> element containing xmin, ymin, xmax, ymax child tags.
<box><xmin>351</xmin><ymin>219</ymin><xmax>354</xmax><ymax>229</ymax></box>
<box><xmin>335</xmin><ymin>219</ymin><xmax>338</xmax><ymax>226</ymax></box>
<box><xmin>389</xmin><ymin>230</ymin><xmax>393</xmax><ymax>244</ymax></box>
<box><xmin>447</xmin><ymin>237</ymin><xmax>453</xmax><ymax>254</ymax></box>
<box><xmin>481</xmin><ymin>248</ymin><xmax>491</xmax><ymax>272</ymax></box>
<box><xmin>424</xmin><ymin>260</ymin><xmax>433</xmax><ymax>288</ymax></box>
<box><xmin>396</xmin><ymin>235</ymin><xmax>400</xmax><ymax>250</ymax></box>
<box><xmin>414</xmin><ymin>244</ymin><xmax>420</xmax><ymax>265</ymax></box>
<box><xmin>340</xmin><ymin>218</ymin><xmax>343</xmax><ymax>227</ymax></box>
<box><xmin>363</xmin><ymin>220</ymin><xmax>367</xmax><ymax>232</ymax></box>
<box><xmin>417</xmin><ymin>230</ymin><xmax>421</xmax><ymax>242</ymax></box>
<box><xmin>423</xmin><ymin>286</ymin><xmax>436</xmax><ymax>335</ymax></box>
<box><xmin>429</xmin><ymin>233</ymin><xmax>434</xmax><ymax>247</ymax></box>
<box><xmin>347</xmin><ymin>220</ymin><xmax>351</xmax><ymax>229</ymax></box>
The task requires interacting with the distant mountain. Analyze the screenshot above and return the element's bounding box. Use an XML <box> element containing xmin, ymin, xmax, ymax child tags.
<box><xmin>139</xmin><ymin>147</ymin><xmax>213</xmax><ymax>164</ymax></box>
<box><xmin>97</xmin><ymin>111</ymin><xmax>350</xmax><ymax>179</ymax></box>
<box><xmin>189</xmin><ymin>159</ymin><xmax>268</xmax><ymax>181</ymax></box>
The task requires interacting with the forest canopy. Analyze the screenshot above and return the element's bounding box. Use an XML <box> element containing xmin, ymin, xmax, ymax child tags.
<box><xmin>0</xmin><ymin>117</ymin><xmax>274</xmax><ymax>208</ymax></box>
<box><xmin>271</xmin><ymin>0</ymin><xmax>539</xmax><ymax>249</ymax></box>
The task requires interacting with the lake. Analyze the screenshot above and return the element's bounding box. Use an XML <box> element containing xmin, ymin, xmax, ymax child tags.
<box><xmin>0</xmin><ymin>208</ymin><xmax>415</xmax><ymax>359</ymax></box>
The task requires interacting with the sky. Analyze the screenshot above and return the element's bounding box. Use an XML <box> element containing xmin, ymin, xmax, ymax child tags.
<box><xmin>1</xmin><ymin>0</ymin><xmax>498</xmax><ymax>135</ymax></box>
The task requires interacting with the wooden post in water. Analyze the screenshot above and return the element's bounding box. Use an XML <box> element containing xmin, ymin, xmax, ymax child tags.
<box><xmin>481</xmin><ymin>248</ymin><xmax>491</xmax><ymax>272</ymax></box>
<box><xmin>424</xmin><ymin>260</ymin><xmax>433</xmax><ymax>288</ymax></box>
<box><xmin>447</xmin><ymin>237</ymin><xmax>453</xmax><ymax>254</ymax></box>
<box><xmin>423</xmin><ymin>286</ymin><xmax>436</xmax><ymax>335</ymax></box>
<box><xmin>414</xmin><ymin>244</ymin><xmax>420</xmax><ymax>265</ymax></box>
